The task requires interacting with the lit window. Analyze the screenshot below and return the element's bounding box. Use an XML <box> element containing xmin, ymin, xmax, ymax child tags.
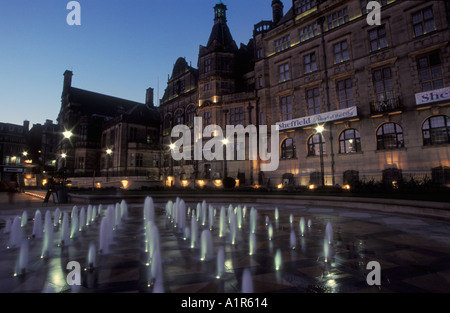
<box><xmin>296</xmin><ymin>0</ymin><xmax>316</xmax><ymax>15</ymax></box>
<box><xmin>376</xmin><ymin>123</ymin><xmax>404</xmax><ymax>150</ymax></box>
<box><xmin>327</xmin><ymin>8</ymin><xmax>349</xmax><ymax>30</ymax></box>
<box><xmin>369</xmin><ymin>25</ymin><xmax>388</xmax><ymax>52</ymax></box>
<box><xmin>339</xmin><ymin>129</ymin><xmax>361</xmax><ymax>154</ymax></box>
<box><xmin>281</xmin><ymin>138</ymin><xmax>296</xmax><ymax>159</ymax></box>
<box><xmin>373</xmin><ymin>67</ymin><xmax>394</xmax><ymax>109</ymax></box>
<box><xmin>422</xmin><ymin>115</ymin><xmax>450</xmax><ymax>146</ymax></box>
<box><xmin>304</xmin><ymin>52</ymin><xmax>317</xmax><ymax>73</ymax></box>
<box><xmin>412</xmin><ymin>7</ymin><xmax>435</xmax><ymax>37</ymax></box>
<box><xmin>275</xmin><ymin>35</ymin><xmax>291</xmax><ymax>53</ymax></box>
<box><xmin>308</xmin><ymin>134</ymin><xmax>326</xmax><ymax>156</ymax></box>
<box><xmin>334</xmin><ymin>40</ymin><xmax>349</xmax><ymax>64</ymax></box>
<box><xmin>279</xmin><ymin>63</ymin><xmax>290</xmax><ymax>82</ymax></box>
<box><xmin>299</xmin><ymin>22</ymin><xmax>318</xmax><ymax>42</ymax></box>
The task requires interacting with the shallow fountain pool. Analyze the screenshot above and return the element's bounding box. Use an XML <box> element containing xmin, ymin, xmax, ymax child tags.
<box><xmin>0</xmin><ymin>197</ymin><xmax>450</xmax><ymax>293</ymax></box>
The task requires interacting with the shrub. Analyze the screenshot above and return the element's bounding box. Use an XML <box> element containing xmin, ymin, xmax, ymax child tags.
<box><xmin>223</xmin><ymin>177</ymin><xmax>236</xmax><ymax>189</ymax></box>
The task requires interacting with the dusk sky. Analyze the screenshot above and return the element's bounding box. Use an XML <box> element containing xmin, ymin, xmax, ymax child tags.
<box><xmin>0</xmin><ymin>0</ymin><xmax>272</xmax><ymax>127</ymax></box>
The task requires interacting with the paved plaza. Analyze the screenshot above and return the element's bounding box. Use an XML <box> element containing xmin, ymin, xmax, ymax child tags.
<box><xmin>0</xmin><ymin>192</ymin><xmax>449</xmax><ymax>294</ymax></box>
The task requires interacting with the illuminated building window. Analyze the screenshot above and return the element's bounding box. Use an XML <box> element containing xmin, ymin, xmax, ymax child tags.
<box><xmin>417</xmin><ymin>51</ymin><xmax>443</xmax><ymax>92</ymax></box>
<box><xmin>412</xmin><ymin>6</ymin><xmax>435</xmax><ymax>37</ymax></box>
<box><xmin>369</xmin><ymin>25</ymin><xmax>388</xmax><ymax>52</ymax></box>
<box><xmin>275</xmin><ymin>35</ymin><xmax>291</xmax><ymax>53</ymax></box>
<box><xmin>339</xmin><ymin>129</ymin><xmax>361</xmax><ymax>154</ymax></box>
<box><xmin>307</xmin><ymin>87</ymin><xmax>320</xmax><ymax>116</ymax></box>
<box><xmin>279</xmin><ymin>63</ymin><xmax>290</xmax><ymax>82</ymax></box>
<box><xmin>281</xmin><ymin>95</ymin><xmax>293</xmax><ymax>121</ymax></box>
<box><xmin>281</xmin><ymin>138</ymin><xmax>296</xmax><ymax>159</ymax></box>
<box><xmin>376</xmin><ymin>123</ymin><xmax>404</xmax><ymax>150</ymax></box>
<box><xmin>333</xmin><ymin>40</ymin><xmax>349</xmax><ymax>64</ymax></box>
<box><xmin>299</xmin><ymin>22</ymin><xmax>318</xmax><ymax>42</ymax></box>
<box><xmin>308</xmin><ymin>134</ymin><xmax>326</xmax><ymax>156</ymax></box>
<box><xmin>296</xmin><ymin>0</ymin><xmax>315</xmax><ymax>15</ymax></box>
<box><xmin>327</xmin><ymin>7</ymin><xmax>349</xmax><ymax>30</ymax></box>
<box><xmin>422</xmin><ymin>115</ymin><xmax>450</xmax><ymax>146</ymax></box>
<box><xmin>304</xmin><ymin>52</ymin><xmax>317</xmax><ymax>73</ymax></box>
<box><xmin>336</xmin><ymin>78</ymin><xmax>354</xmax><ymax>109</ymax></box>
<box><xmin>373</xmin><ymin>67</ymin><xmax>394</xmax><ymax>107</ymax></box>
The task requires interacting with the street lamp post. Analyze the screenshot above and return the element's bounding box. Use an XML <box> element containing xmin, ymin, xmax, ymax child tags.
<box><xmin>222</xmin><ymin>138</ymin><xmax>229</xmax><ymax>179</ymax></box>
<box><xmin>315</xmin><ymin>125</ymin><xmax>325</xmax><ymax>187</ymax></box>
<box><xmin>60</xmin><ymin>129</ymin><xmax>73</xmax><ymax>173</ymax></box>
<box><xmin>222</xmin><ymin>109</ymin><xmax>229</xmax><ymax>180</ymax></box>
<box><xmin>106</xmin><ymin>149</ymin><xmax>113</xmax><ymax>182</ymax></box>
<box><xmin>247</xmin><ymin>103</ymin><xmax>254</xmax><ymax>185</ymax></box>
<box><xmin>169</xmin><ymin>143</ymin><xmax>176</xmax><ymax>186</ymax></box>
<box><xmin>61</xmin><ymin>153</ymin><xmax>67</xmax><ymax>168</ymax></box>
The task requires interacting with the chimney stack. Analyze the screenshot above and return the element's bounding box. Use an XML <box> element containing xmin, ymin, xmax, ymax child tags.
<box><xmin>272</xmin><ymin>0</ymin><xmax>284</xmax><ymax>25</ymax></box>
<box><xmin>146</xmin><ymin>87</ymin><xmax>154</xmax><ymax>108</ymax></box>
<box><xmin>63</xmin><ymin>70</ymin><xmax>73</xmax><ymax>98</ymax></box>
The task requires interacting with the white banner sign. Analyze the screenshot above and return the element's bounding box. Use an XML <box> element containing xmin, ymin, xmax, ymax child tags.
<box><xmin>276</xmin><ymin>106</ymin><xmax>358</xmax><ymax>131</ymax></box>
<box><xmin>415</xmin><ymin>87</ymin><xmax>450</xmax><ymax>106</ymax></box>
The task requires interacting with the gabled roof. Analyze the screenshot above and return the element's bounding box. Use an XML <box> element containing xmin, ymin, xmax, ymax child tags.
<box><xmin>170</xmin><ymin>58</ymin><xmax>198</xmax><ymax>81</ymax></box>
<box><xmin>67</xmin><ymin>87</ymin><xmax>160</xmax><ymax>124</ymax></box>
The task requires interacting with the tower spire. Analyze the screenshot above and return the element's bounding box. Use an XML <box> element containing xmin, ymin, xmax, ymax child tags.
<box><xmin>214</xmin><ymin>1</ymin><xmax>227</xmax><ymax>24</ymax></box>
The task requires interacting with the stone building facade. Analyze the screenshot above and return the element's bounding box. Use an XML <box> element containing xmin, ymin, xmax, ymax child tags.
<box><xmin>0</xmin><ymin>121</ymin><xmax>30</xmax><ymax>186</ymax></box>
<box><xmin>56</xmin><ymin>71</ymin><xmax>161</xmax><ymax>188</ymax></box>
<box><xmin>161</xmin><ymin>0</ymin><xmax>450</xmax><ymax>187</ymax></box>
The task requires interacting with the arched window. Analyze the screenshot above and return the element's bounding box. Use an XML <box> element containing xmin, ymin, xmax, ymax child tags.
<box><xmin>422</xmin><ymin>115</ymin><xmax>450</xmax><ymax>146</ymax></box>
<box><xmin>339</xmin><ymin>129</ymin><xmax>361</xmax><ymax>153</ymax></box>
<box><xmin>281</xmin><ymin>138</ymin><xmax>296</xmax><ymax>159</ymax></box>
<box><xmin>308</xmin><ymin>134</ymin><xmax>326</xmax><ymax>156</ymax></box>
<box><xmin>186</xmin><ymin>105</ymin><xmax>196</xmax><ymax>128</ymax></box>
<box><xmin>174</xmin><ymin>109</ymin><xmax>184</xmax><ymax>126</ymax></box>
<box><xmin>376</xmin><ymin>123</ymin><xmax>404</xmax><ymax>150</ymax></box>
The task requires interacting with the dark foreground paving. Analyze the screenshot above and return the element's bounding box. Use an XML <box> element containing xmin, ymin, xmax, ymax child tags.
<box><xmin>0</xmin><ymin>192</ymin><xmax>449</xmax><ymax>293</ymax></box>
